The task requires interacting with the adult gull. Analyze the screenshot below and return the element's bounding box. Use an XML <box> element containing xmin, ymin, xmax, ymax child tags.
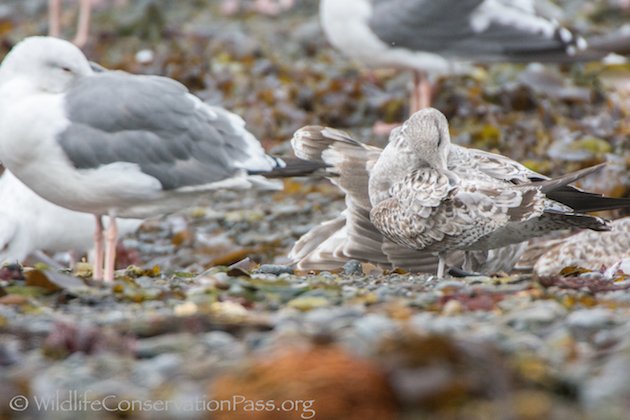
<box><xmin>0</xmin><ymin>170</ymin><xmax>142</xmax><ymax>266</ymax></box>
<box><xmin>0</xmin><ymin>36</ymin><xmax>322</xmax><ymax>282</ymax></box>
<box><xmin>319</xmin><ymin>0</ymin><xmax>626</xmax><ymax>111</ymax></box>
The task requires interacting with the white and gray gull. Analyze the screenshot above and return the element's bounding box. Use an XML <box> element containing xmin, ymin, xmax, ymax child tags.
<box><xmin>0</xmin><ymin>36</ymin><xmax>322</xmax><ymax>282</ymax></box>
<box><xmin>368</xmin><ymin>108</ymin><xmax>626</xmax><ymax>277</ymax></box>
<box><xmin>319</xmin><ymin>0</ymin><xmax>627</xmax><ymax>111</ymax></box>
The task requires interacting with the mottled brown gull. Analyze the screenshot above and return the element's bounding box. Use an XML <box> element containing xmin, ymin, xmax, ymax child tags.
<box><xmin>290</xmin><ymin>112</ymin><xmax>630</xmax><ymax>276</ymax></box>
<box><xmin>289</xmin><ymin>125</ymin><xmax>527</xmax><ymax>274</ymax></box>
<box><xmin>369</xmin><ymin>108</ymin><xmax>614</xmax><ymax>277</ymax></box>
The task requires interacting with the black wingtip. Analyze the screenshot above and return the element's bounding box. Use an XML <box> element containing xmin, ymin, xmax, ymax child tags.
<box><xmin>249</xmin><ymin>157</ymin><xmax>329</xmax><ymax>178</ymax></box>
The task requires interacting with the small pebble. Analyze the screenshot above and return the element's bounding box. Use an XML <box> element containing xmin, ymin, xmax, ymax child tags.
<box><xmin>257</xmin><ymin>264</ymin><xmax>294</xmax><ymax>275</ymax></box>
<box><xmin>343</xmin><ymin>260</ymin><xmax>363</xmax><ymax>275</ymax></box>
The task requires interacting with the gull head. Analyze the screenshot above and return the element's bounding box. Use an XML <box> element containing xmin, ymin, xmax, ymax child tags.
<box><xmin>391</xmin><ymin>108</ymin><xmax>451</xmax><ymax>170</ymax></box>
<box><xmin>0</xmin><ymin>36</ymin><xmax>92</xmax><ymax>94</ymax></box>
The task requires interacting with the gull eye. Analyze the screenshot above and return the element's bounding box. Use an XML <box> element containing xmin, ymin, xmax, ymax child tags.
<box><xmin>61</xmin><ymin>66</ymin><xmax>72</xmax><ymax>73</ymax></box>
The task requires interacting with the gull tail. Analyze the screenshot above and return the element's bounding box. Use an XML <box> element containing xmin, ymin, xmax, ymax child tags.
<box><xmin>288</xmin><ymin>126</ymin><xmax>393</xmax><ymax>270</ymax></box>
<box><xmin>534</xmin><ymin>163</ymin><xmax>606</xmax><ymax>194</ymax></box>
<box><xmin>547</xmin><ymin>189</ymin><xmax>630</xmax><ymax>213</ymax></box>
<box><xmin>528</xmin><ymin>163</ymin><xmax>630</xmax><ymax>212</ymax></box>
<box><xmin>290</xmin><ymin>125</ymin><xmax>367</xmax><ymax>162</ymax></box>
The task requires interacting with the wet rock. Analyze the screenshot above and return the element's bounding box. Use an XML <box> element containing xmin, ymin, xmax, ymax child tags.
<box><xmin>567</xmin><ymin>308</ymin><xmax>616</xmax><ymax>340</ymax></box>
<box><xmin>343</xmin><ymin>260</ymin><xmax>363</xmax><ymax>276</ymax></box>
<box><xmin>505</xmin><ymin>300</ymin><xmax>567</xmax><ymax>330</ymax></box>
<box><xmin>136</xmin><ymin>333</ymin><xmax>197</xmax><ymax>358</ymax></box>
<box><xmin>256</xmin><ymin>264</ymin><xmax>294</xmax><ymax>275</ymax></box>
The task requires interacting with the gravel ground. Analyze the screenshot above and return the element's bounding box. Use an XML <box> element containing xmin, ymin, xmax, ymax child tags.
<box><xmin>2</xmin><ymin>1</ymin><xmax>630</xmax><ymax>419</ymax></box>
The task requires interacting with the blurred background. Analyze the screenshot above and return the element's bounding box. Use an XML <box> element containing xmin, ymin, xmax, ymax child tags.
<box><xmin>2</xmin><ymin>1</ymin><xmax>630</xmax><ymax>419</ymax></box>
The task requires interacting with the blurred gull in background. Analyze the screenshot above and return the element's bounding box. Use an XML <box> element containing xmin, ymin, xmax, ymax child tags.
<box><xmin>319</xmin><ymin>0</ymin><xmax>630</xmax><ymax>116</ymax></box>
<box><xmin>0</xmin><ymin>170</ymin><xmax>142</xmax><ymax>267</ymax></box>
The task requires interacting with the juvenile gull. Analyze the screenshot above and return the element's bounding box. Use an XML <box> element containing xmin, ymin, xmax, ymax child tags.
<box><xmin>369</xmin><ymin>108</ymin><xmax>614</xmax><ymax>277</ymax></box>
<box><xmin>319</xmin><ymin>0</ymin><xmax>624</xmax><ymax>111</ymax></box>
<box><xmin>0</xmin><ymin>170</ymin><xmax>142</xmax><ymax>266</ymax></box>
<box><xmin>0</xmin><ymin>36</ymin><xmax>322</xmax><ymax>282</ymax></box>
<box><xmin>291</xmin><ymin>110</ymin><xmax>630</xmax><ymax>276</ymax></box>
<box><xmin>289</xmin><ymin>125</ymin><xmax>527</xmax><ymax>274</ymax></box>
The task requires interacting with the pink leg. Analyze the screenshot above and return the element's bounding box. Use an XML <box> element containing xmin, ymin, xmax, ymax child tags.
<box><xmin>49</xmin><ymin>0</ymin><xmax>61</xmax><ymax>37</ymax></box>
<box><xmin>93</xmin><ymin>215</ymin><xmax>104</xmax><ymax>281</ymax></box>
<box><xmin>372</xmin><ymin>121</ymin><xmax>401</xmax><ymax>136</ymax></box>
<box><xmin>103</xmin><ymin>214</ymin><xmax>118</xmax><ymax>282</ymax></box>
<box><xmin>253</xmin><ymin>0</ymin><xmax>279</xmax><ymax>14</ymax></box>
<box><xmin>254</xmin><ymin>0</ymin><xmax>294</xmax><ymax>15</ymax></box>
<box><xmin>221</xmin><ymin>0</ymin><xmax>241</xmax><ymax>15</ymax></box>
<box><xmin>411</xmin><ymin>71</ymin><xmax>432</xmax><ymax>113</ymax></box>
<box><xmin>73</xmin><ymin>0</ymin><xmax>92</xmax><ymax>47</ymax></box>
<box><xmin>279</xmin><ymin>0</ymin><xmax>294</xmax><ymax>9</ymax></box>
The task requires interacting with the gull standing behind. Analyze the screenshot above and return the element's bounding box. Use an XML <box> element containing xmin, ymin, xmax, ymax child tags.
<box><xmin>369</xmin><ymin>109</ymin><xmax>614</xmax><ymax>277</ymax></box>
<box><xmin>0</xmin><ymin>36</ymin><xmax>323</xmax><ymax>282</ymax></box>
<box><xmin>319</xmin><ymin>0</ymin><xmax>630</xmax><ymax>112</ymax></box>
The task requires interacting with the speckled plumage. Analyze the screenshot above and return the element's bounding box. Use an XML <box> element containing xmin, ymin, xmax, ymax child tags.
<box><xmin>534</xmin><ymin>217</ymin><xmax>630</xmax><ymax>277</ymax></box>
<box><xmin>289</xmin><ymin>124</ymin><xmax>528</xmax><ymax>274</ymax></box>
<box><xmin>370</xmin><ymin>169</ymin><xmax>544</xmax><ymax>253</ymax></box>
<box><xmin>368</xmin><ymin>108</ymin><xmax>612</xmax><ymax>276</ymax></box>
<box><xmin>290</xmin><ymin>111</ymin><xmax>630</xmax><ymax>276</ymax></box>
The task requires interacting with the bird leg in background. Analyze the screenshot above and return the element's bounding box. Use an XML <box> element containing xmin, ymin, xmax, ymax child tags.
<box><xmin>411</xmin><ymin>71</ymin><xmax>432</xmax><ymax>112</ymax></box>
<box><xmin>48</xmin><ymin>0</ymin><xmax>92</xmax><ymax>47</ymax></box>
<box><xmin>48</xmin><ymin>0</ymin><xmax>61</xmax><ymax>37</ymax></box>
<box><xmin>93</xmin><ymin>215</ymin><xmax>104</xmax><ymax>280</ymax></box>
<box><xmin>221</xmin><ymin>0</ymin><xmax>295</xmax><ymax>16</ymax></box>
<box><xmin>103</xmin><ymin>213</ymin><xmax>118</xmax><ymax>282</ymax></box>
<box><xmin>373</xmin><ymin>70</ymin><xmax>433</xmax><ymax>135</ymax></box>
<box><xmin>255</xmin><ymin>0</ymin><xmax>295</xmax><ymax>15</ymax></box>
<box><xmin>73</xmin><ymin>0</ymin><xmax>92</xmax><ymax>47</ymax></box>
